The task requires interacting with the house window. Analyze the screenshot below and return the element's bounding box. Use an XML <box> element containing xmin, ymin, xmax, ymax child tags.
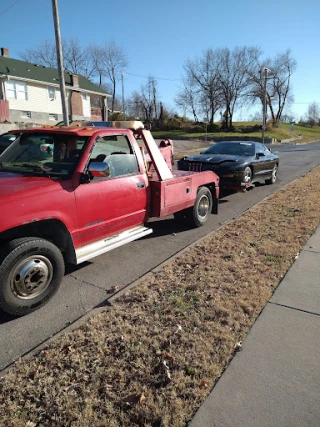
<box><xmin>82</xmin><ymin>93</ymin><xmax>87</xmax><ymax>101</ymax></box>
<box><xmin>21</xmin><ymin>111</ymin><xmax>31</xmax><ymax>119</ymax></box>
<box><xmin>48</xmin><ymin>87</ymin><xmax>56</xmax><ymax>100</ymax></box>
<box><xmin>49</xmin><ymin>114</ymin><xmax>58</xmax><ymax>121</ymax></box>
<box><xmin>6</xmin><ymin>80</ymin><xmax>28</xmax><ymax>100</ymax></box>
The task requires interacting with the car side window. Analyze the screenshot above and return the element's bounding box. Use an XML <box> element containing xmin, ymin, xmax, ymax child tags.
<box><xmin>255</xmin><ymin>143</ymin><xmax>266</xmax><ymax>155</ymax></box>
<box><xmin>89</xmin><ymin>134</ymin><xmax>140</xmax><ymax>180</ymax></box>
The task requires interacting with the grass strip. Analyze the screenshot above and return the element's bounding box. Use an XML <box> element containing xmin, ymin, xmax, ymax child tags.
<box><xmin>153</xmin><ymin>123</ymin><xmax>320</xmax><ymax>144</ymax></box>
<box><xmin>1</xmin><ymin>167</ymin><xmax>320</xmax><ymax>426</ymax></box>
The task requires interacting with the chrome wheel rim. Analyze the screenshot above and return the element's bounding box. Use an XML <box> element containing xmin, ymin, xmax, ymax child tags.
<box><xmin>198</xmin><ymin>195</ymin><xmax>210</xmax><ymax>219</ymax></box>
<box><xmin>244</xmin><ymin>168</ymin><xmax>251</xmax><ymax>183</ymax></box>
<box><xmin>10</xmin><ymin>255</ymin><xmax>53</xmax><ymax>300</ymax></box>
<box><xmin>272</xmin><ymin>166</ymin><xmax>277</xmax><ymax>182</ymax></box>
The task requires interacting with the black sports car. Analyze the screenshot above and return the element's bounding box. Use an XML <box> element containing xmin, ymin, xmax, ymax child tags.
<box><xmin>177</xmin><ymin>141</ymin><xmax>279</xmax><ymax>188</ymax></box>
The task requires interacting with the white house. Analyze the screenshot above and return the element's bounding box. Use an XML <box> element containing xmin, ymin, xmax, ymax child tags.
<box><xmin>0</xmin><ymin>47</ymin><xmax>110</xmax><ymax>125</ymax></box>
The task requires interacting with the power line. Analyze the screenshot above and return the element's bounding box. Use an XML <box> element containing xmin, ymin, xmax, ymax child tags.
<box><xmin>125</xmin><ymin>71</ymin><xmax>180</xmax><ymax>82</ymax></box>
<box><xmin>0</xmin><ymin>0</ymin><xmax>21</xmax><ymax>17</ymax></box>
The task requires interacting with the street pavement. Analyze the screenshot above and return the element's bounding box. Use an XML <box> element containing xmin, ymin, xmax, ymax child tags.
<box><xmin>189</xmin><ymin>225</ymin><xmax>320</xmax><ymax>427</ymax></box>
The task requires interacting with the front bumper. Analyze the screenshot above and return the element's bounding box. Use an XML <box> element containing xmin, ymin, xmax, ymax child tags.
<box><xmin>177</xmin><ymin>160</ymin><xmax>244</xmax><ymax>185</ymax></box>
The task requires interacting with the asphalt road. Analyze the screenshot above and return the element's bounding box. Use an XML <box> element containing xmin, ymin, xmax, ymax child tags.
<box><xmin>1</xmin><ymin>141</ymin><xmax>320</xmax><ymax>372</ymax></box>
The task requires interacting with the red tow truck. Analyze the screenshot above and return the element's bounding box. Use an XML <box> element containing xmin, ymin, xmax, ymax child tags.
<box><xmin>0</xmin><ymin>122</ymin><xmax>219</xmax><ymax>316</ymax></box>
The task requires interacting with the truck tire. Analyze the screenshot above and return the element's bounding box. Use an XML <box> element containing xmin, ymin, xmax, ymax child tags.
<box><xmin>189</xmin><ymin>187</ymin><xmax>213</xmax><ymax>227</ymax></box>
<box><xmin>174</xmin><ymin>187</ymin><xmax>212</xmax><ymax>228</ymax></box>
<box><xmin>0</xmin><ymin>237</ymin><xmax>65</xmax><ymax>316</ymax></box>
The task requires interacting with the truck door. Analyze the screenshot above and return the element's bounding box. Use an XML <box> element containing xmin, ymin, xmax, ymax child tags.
<box><xmin>74</xmin><ymin>133</ymin><xmax>148</xmax><ymax>246</ymax></box>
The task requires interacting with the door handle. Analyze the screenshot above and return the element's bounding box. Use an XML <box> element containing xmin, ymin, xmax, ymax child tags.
<box><xmin>137</xmin><ymin>182</ymin><xmax>146</xmax><ymax>189</ymax></box>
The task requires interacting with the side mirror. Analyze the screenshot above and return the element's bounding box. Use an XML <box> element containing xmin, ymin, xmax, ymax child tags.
<box><xmin>256</xmin><ymin>152</ymin><xmax>265</xmax><ymax>158</ymax></box>
<box><xmin>89</xmin><ymin>161</ymin><xmax>111</xmax><ymax>177</ymax></box>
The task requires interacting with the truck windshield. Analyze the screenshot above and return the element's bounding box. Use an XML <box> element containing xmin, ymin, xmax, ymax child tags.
<box><xmin>0</xmin><ymin>133</ymin><xmax>89</xmax><ymax>178</ymax></box>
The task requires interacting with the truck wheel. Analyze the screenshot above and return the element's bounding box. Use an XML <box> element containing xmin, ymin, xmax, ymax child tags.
<box><xmin>187</xmin><ymin>187</ymin><xmax>213</xmax><ymax>227</ymax></box>
<box><xmin>0</xmin><ymin>238</ymin><xmax>65</xmax><ymax>316</ymax></box>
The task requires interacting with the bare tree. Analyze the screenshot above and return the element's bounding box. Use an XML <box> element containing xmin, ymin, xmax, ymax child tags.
<box><xmin>19</xmin><ymin>37</ymin><xmax>97</xmax><ymax>78</ymax></box>
<box><xmin>269</xmin><ymin>50</ymin><xmax>296</xmax><ymax>123</ymax></box>
<box><xmin>180</xmin><ymin>47</ymin><xmax>258</xmax><ymax>127</ymax></box>
<box><xmin>216</xmin><ymin>46</ymin><xmax>260</xmax><ymax>128</ymax></box>
<box><xmin>175</xmin><ymin>76</ymin><xmax>200</xmax><ymax>121</ymax></box>
<box><xmin>19</xmin><ymin>39</ymin><xmax>59</xmax><ymax>68</ymax></box>
<box><xmin>183</xmin><ymin>49</ymin><xmax>222</xmax><ymax>124</ymax></box>
<box><xmin>63</xmin><ymin>38</ymin><xmax>95</xmax><ymax>77</ymax></box>
<box><xmin>126</xmin><ymin>77</ymin><xmax>160</xmax><ymax>125</ymax></box>
<box><xmin>247</xmin><ymin>49</ymin><xmax>296</xmax><ymax>125</ymax></box>
<box><xmin>91</xmin><ymin>41</ymin><xmax>128</xmax><ymax>112</ymax></box>
<box><xmin>126</xmin><ymin>91</ymin><xmax>144</xmax><ymax>119</ymax></box>
<box><xmin>140</xmin><ymin>77</ymin><xmax>156</xmax><ymax>123</ymax></box>
<box><xmin>20</xmin><ymin>39</ymin><xmax>128</xmax><ymax>110</ymax></box>
<box><xmin>306</xmin><ymin>102</ymin><xmax>320</xmax><ymax>127</ymax></box>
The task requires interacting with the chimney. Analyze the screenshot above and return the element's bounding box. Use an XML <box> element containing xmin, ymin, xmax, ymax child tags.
<box><xmin>71</xmin><ymin>74</ymin><xmax>79</xmax><ymax>87</ymax></box>
<box><xmin>1</xmin><ymin>48</ymin><xmax>9</xmax><ymax>58</ymax></box>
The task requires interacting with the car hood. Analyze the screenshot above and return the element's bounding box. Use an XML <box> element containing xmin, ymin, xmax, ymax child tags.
<box><xmin>0</xmin><ymin>172</ymin><xmax>67</xmax><ymax>204</ymax></box>
<box><xmin>184</xmin><ymin>154</ymin><xmax>241</xmax><ymax>165</ymax></box>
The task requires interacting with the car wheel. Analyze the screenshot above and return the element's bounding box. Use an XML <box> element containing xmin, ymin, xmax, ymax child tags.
<box><xmin>265</xmin><ymin>164</ymin><xmax>278</xmax><ymax>185</ymax></box>
<box><xmin>243</xmin><ymin>166</ymin><xmax>252</xmax><ymax>184</ymax></box>
<box><xmin>0</xmin><ymin>238</ymin><xmax>65</xmax><ymax>316</ymax></box>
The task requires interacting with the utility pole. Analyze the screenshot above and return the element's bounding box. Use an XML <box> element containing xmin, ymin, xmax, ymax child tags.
<box><xmin>262</xmin><ymin>67</ymin><xmax>270</xmax><ymax>145</ymax></box>
<box><xmin>120</xmin><ymin>72</ymin><xmax>126</xmax><ymax>120</ymax></box>
<box><xmin>51</xmin><ymin>0</ymin><xmax>69</xmax><ymax>126</ymax></box>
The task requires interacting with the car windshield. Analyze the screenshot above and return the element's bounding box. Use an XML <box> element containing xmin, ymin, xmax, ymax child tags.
<box><xmin>204</xmin><ymin>142</ymin><xmax>255</xmax><ymax>157</ymax></box>
<box><xmin>0</xmin><ymin>132</ymin><xmax>89</xmax><ymax>178</ymax></box>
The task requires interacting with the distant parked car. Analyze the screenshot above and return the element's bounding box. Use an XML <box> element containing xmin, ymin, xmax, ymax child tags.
<box><xmin>178</xmin><ymin>141</ymin><xmax>279</xmax><ymax>188</ymax></box>
<box><xmin>0</xmin><ymin>133</ymin><xmax>18</xmax><ymax>154</ymax></box>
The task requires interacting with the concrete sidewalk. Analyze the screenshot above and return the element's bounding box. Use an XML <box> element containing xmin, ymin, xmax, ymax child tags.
<box><xmin>190</xmin><ymin>226</ymin><xmax>320</xmax><ymax>427</ymax></box>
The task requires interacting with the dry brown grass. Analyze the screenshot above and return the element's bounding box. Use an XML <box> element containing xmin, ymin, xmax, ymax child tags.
<box><xmin>1</xmin><ymin>168</ymin><xmax>320</xmax><ymax>426</ymax></box>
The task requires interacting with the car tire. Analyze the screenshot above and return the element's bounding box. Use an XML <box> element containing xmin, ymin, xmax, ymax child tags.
<box><xmin>265</xmin><ymin>164</ymin><xmax>278</xmax><ymax>185</ymax></box>
<box><xmin>0</xmin><ymin>237</ymin><xmax>65</xmax><ymax>316</ymax></box>
<box><xmin>243</xmin><ymin>167</ymin><xmax>252</xmax><ymax>184</ymax></box>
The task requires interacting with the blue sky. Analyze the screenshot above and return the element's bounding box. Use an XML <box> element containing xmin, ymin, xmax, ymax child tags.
<box><xmin>1</xmin><ymin>0</ymin><xmax>319</xmax><ymax>121</ymax></box>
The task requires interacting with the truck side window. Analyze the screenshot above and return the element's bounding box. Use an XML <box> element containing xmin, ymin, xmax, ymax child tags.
<box><xmin>89</xmin><ymin>134</ymin><xmax>140</xmax><ymax>180</ymax></box>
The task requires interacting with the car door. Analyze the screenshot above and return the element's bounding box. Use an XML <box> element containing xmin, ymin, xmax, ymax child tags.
<box><xmin>254</xmin><ymin>143</ymin><xmax>272</xmax><ymax>178</ymax></box>
<box><xmin>261</xmin><ymin>144</ymin><xmax>277</xmax><ymax>175</ymax></box>
<box><xmin>74</xmin><ymin>133</ymin><xmax>148</xmax><ymax>246</ymax></box>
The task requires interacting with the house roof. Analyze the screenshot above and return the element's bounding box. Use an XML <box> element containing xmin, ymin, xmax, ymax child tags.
<box><xmin>0</xmin><ymin>56</ymin><xmax>109</xmax><ymax>96</ymax></box>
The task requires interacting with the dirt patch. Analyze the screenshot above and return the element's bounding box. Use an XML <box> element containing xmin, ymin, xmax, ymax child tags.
<box><xmin>1</xmin><ymin>168</ymin><xmax>320</xmax><ymax>426</ymax></box>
